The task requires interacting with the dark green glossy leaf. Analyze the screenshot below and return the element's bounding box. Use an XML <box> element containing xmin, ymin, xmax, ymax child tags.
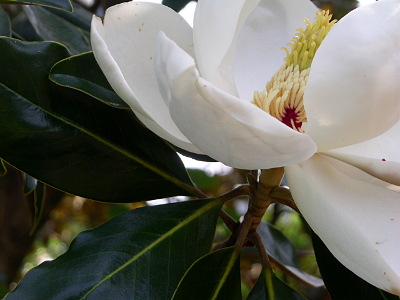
<box><xmin>172</xmin><ymin>247</ymin><xmax>241</xmax><ymax>300</ymax></box>
<box><xmin>0</xmin><ymin>284</ymin><xmax>7</xmax><ymax>299</ymax></box>
<box><xmin>0</xmin><ymin>0</ymin><xmax>72</xmax><ymax>11</ymax></box>
<box><xmin>312</xmin><ymin>232</ymin><xmax>399</xmax><ymax>300</ymax></box>
<box><xmin>50</xmin><ymin>52</ymin><xmax>129</xmax><ymax>109</ymax></box>
<box><xmin>0</xmin><ymin>37</ymin><xmax>195</xmax><ymax>202</ymax></box>
<box><xmin>248</xmin><ymin>268</ymin><xmax>306</xmax><ymax>300</ymax></box>
<box><xmin>162</xmin><ymin>0</ymin><xmax>196</xmax><ymax>12</ymax></box>
<box><xmin>0</xmin><ymin>6</ymin><xmax>11</xmax><ymax>37</ymax></box>
<box><xmin>23</xmin><ymin>5</ymin><xmax>90</xmax><ymax>54</ymax></box>
<box><xmin>258</xmin><ymin>222</ymin><xmax>298</xmax><ymax>267</ymax></box>
<box><xmin>258</xmin><ymin>222</ymin><xmax>323</xmax><ymax>287</ymax></box>
<box><xmin>48</xmin><ymin>1</ymin><xmax>91</xmax><ymax>32</ymax></box>
<box><xmin>6</xmin><ymin>199</ymin><xmax>222</xmax><ymax>300</ymax></box>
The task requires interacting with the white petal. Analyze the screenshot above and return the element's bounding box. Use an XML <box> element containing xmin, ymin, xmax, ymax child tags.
<box><xmin>233</xmin><ymin>0</ymin><xmax>318</xmax><ymax>100</ymax></box>
<box><xmin>91</xmin><ymin>2</ymin><xmax>201</xmax><ymax>153</ymax></box>
<box><xmin>305</xmin><ymin>0</ymin><xmax>400</xmax><ymax>151</ymax></box>
<box><xmin>155</xmin><ymin>33</ymin><xmax>316</xmax><ymax>169</ymax></box>
<box><xmin>285</xmin><ymin>154</ymin><xmax>400</xmax><ymax>294</ymax></box>
<box><xmin>324</xmin><ymin>121</ymin><xmax>400</xmax><ymax>186</ymax></box>
<box><xmin>135</xmin><ymin>112</ymin><xmax>202</xmax><ymax>154</ymax></box>
<box><xmin>193</xmin><ymin>0</ymin><xmax>259</xmax><ymax>95</ymax></box>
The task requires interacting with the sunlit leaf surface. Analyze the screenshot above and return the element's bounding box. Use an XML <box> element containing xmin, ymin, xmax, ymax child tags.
<box><xmin>6</xmin><ymin>199</ymin><xmax>222</xmax><ymax>300</ymax></box>
<box><xmin>23</xmin><ymin>5</ymin><xmax>90</xmax><ymax>54</ymax></box>
<box><xmin>50</xmin><ymin>52</ymin><xmax>129</xmax><ymax>109</ymax></box>
<box><xmin>0</xmin><ymin>7</ymin><xmax>11</xmax><ymax>37</ymax></box>
<box><xmin>0</xmin><ymin>0</ymin><xmax>72</xmax><ymax>12</ymax></box>
<box><xmin>248</xmin><ymin>268</ymin><xmax>306</xmax><ymax>300</ymax></box>
<box><xmin>172</xmin><ymin>247</ymin><xmax>241</xmax><ymax>300</ymax></box>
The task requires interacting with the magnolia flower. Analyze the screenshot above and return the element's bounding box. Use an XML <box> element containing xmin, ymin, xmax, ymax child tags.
<box><xmin>91</xmin><ymin>0</ymin><xmax>400</xmax><ymax>294</ymax></box>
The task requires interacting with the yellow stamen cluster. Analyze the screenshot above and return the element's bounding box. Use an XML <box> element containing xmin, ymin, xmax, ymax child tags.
<box><xmin>252</xmin><ymin>10</ymin><xmax>336</xmax><ymax>131</ymax></box>
<box><xmin>253</xmin><ymin>65</ymin><xmax>309</xmax><ymax>131</ymax></box>
<box><xmin>284</xmin><ymin>10</ymin><xmax>336</xmax><ymax>71</ymax></box>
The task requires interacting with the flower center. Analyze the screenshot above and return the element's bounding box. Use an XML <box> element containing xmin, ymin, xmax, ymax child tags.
<box><xmin>252</xmin><ymin>10</ymin><xmax>336</xmax><ymax>132</ymax></box>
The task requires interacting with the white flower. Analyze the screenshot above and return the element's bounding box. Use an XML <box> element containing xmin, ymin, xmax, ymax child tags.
<box><xmin>91</xmin><ymin>0</ymin><xmax>400</xmax><ymax>294</ymax></box>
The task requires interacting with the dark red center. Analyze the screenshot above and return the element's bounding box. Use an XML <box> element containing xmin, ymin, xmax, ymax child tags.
<box><xmin>281</xmin><ymin>107</ymin><xmax>302</xmax><ymax>131</ymax></box>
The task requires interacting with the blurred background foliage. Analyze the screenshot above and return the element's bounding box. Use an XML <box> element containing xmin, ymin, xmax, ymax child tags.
<box><xmin>0</xmin><ymin>0</ymin><xmax>362</xmax><ymax>299</ymax></box>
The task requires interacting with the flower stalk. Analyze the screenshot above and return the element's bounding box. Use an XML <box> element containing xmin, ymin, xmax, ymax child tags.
<box><xmin>234</xmin><ymin>168</ymin><xmax>284</xmax><ymax>267</ymax></box>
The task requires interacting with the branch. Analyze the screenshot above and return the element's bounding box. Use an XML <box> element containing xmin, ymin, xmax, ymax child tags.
<box><xmin>219</xmin><ymin>209</ymin><xmax>237</xmax><ymax>232</ymax></box>
<box><xmin>248</xmin><ymin>231</ymin><xmax>271</xmax><ymax>269</ymax></box>
<box><xmin>217</xmin><ymin>184</ymin><xmax>253</xmax><ymax>203</ymax></box>
<box><xmin>270</xmin><ymin>186</ymin><xmax>299</xmax><ymax>212</ymax></box>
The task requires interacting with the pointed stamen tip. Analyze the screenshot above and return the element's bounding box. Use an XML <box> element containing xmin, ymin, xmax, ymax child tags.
<box><xmin>252</xmin><ymin>10</ymin><xmax>336</xmax><ymax>132</ymax></box>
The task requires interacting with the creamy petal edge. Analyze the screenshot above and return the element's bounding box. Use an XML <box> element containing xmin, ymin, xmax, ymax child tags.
<box><xmin>155</xmin><ymin>32</ymin><xmax>316</xmax><ymax>169</ymax></box>
<box><xmin>91</xmin><ymin>2</ymin><xmax>202</xmax><ymax>154</ymax></box>
<box><xmin>325</xmin><ymin>121</ymin><xmax>400</xmax><ymax>186</ymax></box>
<box><xmin>304</xmin><ymin>0</ymin><xmax>400</xmax><ymax>151</ymax></box>
<box><xmin>91</xmin><ymin>15</ymin><xmax>148</xmax><ymax>117</ymax></box>
<box><xmin>285</xmin><ymin>154</ymin><xmax>400</xmax><ymax>295</ymax></box>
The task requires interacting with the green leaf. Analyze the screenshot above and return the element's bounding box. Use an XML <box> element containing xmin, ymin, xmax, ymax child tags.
<box><xmin>0</xmin><ymin>284</ymin><xmax>7</xmax><ymax>299</ymax></box>
<box><xmin>258</xmin><ymin>222</ymin><xmax>298</xmax><ymax>267</ymax></box>
<box><xmin>162</xmin><ymin>0</ymin><xmax>194</xmax><ymax>12</ymax></box>
<box><xmin>0</xmin><ymin>0</ymin><xmax>72</xmax><ymax>12</ymax></box>
<box><xmin>6</xmin><ymin>199</ymin><xmax>222</xmax><ymax>300</ymax></box>
<box><xmin>172</xmin><ymin>247</ymin><xmax>241</xmax><ymax>300</ymax></box>
<box><xmin>0</xmin><ymin>6</ymin><xmax>11</xmax><ymax>37</ymax></box>
<box><xmin>0</xmin><ymin>37</ymin><xmax>195</xmax><ymax>202</ymax></box>
<box><xmin>312</xmin><ymin>231</ymin><xmax>399</xmax><ymax>300</ymax></box>
<box><xmin>50</xmin><ymin>52</ymin><xmax>129</xmax><ymax>109</ymax></box>
<box><xmin>47</xmin><ymin>1</ymin><xmax>91</xmax><ymax>32</ymax></box>
<box><xmin>258</xmin><ymin>222</ymin><xmax>323</xmax><ymax>287</ymax></box>
<box><xmin>23</xmin><ymin>5</ymin><xmax>90</xmax><ymax>54</ymax></box>
<box><xmin>248</xmin><ymin>268</ymin><xmax>306</xmax><ymax>300</ymax></box>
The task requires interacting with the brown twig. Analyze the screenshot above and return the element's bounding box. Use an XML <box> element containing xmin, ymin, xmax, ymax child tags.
<box><xmin>213</xmin><ymin>225</ymin><xmax>239</xmax><ymax>250</ymax></box>
<box><xmin>191</xmin><ymin>187</ymin><xmax>208</xmax><ymax>199</ymax></box>
<box><xmin>248</xmin><ymin>231</ymin><xmax>271</xmax><ymax>268</ymax></box>
<box><xmin>247</xmin><ymin>168</ymin><xmax>284</xmax><ymax>232</ymax></box>
<box><xmin>270</xmin><ymin>186</ymin><xmax>299</xmax><ymax>212</ymax></box>
<box><xmin>234</xmin><ymin>212</ymin><xmax>254</xmax><ymax>251</ymax></box>
<box><xmin>218</xmin><ymin>209</ymin><xmax>237</xmax><ymax>233</ymax></box>
<box><xmin>217</xmin><ymin>184</ymin><xmax>253</xmax><ymax>203</ymax></box>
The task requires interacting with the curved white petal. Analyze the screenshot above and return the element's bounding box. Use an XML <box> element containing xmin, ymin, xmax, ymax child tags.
<box><xmin>285</xmin><ymin>154</ymin><xmax>400</xmax><ymax>295</ymax></box>
<box><xmin>193</xmin><ymin>0</ymin><xmax>259</xmax><ymax>95</ymax></box>
<box><xmin>305</xmin><ymin>0</ymin><xmax>400</xmax><ymax>151</ymax></box>
<box><xmin>155</xmin><ymin>32</ymin><xmax>316</xmax><ymax>169</ymax></box>
<box><xmin>325</xmin><ymin>121</ymin><xmax>400</xmax><ymax>186</ymax></box>
<box><xmin>135</xmin><ymin>112</ymin><xmax>203</xmax><ymax>154</ymax></box>
<box><xmin>233</xmin><ymin>0</ymin><xmax>318</xmax><ymax>100</ymax></box>
<box><xmin>91</xmin><ymin>2</ymin><xmax>200</xmax><ymax>153</ymax></box>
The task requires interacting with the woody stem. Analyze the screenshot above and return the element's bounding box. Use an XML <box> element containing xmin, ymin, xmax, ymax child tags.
<box><xmin>234</xmin><ymin>168</ymin><xmax>284</xmax><ymax>266</ymax></box>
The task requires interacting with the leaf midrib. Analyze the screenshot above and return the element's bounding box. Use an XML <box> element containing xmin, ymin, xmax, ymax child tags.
<box><xmin>80</xmin><ymin>200</ymin><xmax>220</xmax><ymax>299</ymax></box>
<box><xmin>0</xmin><ymin>77</ymin><xmax>195</xmax><ymax>194</ymax></box>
